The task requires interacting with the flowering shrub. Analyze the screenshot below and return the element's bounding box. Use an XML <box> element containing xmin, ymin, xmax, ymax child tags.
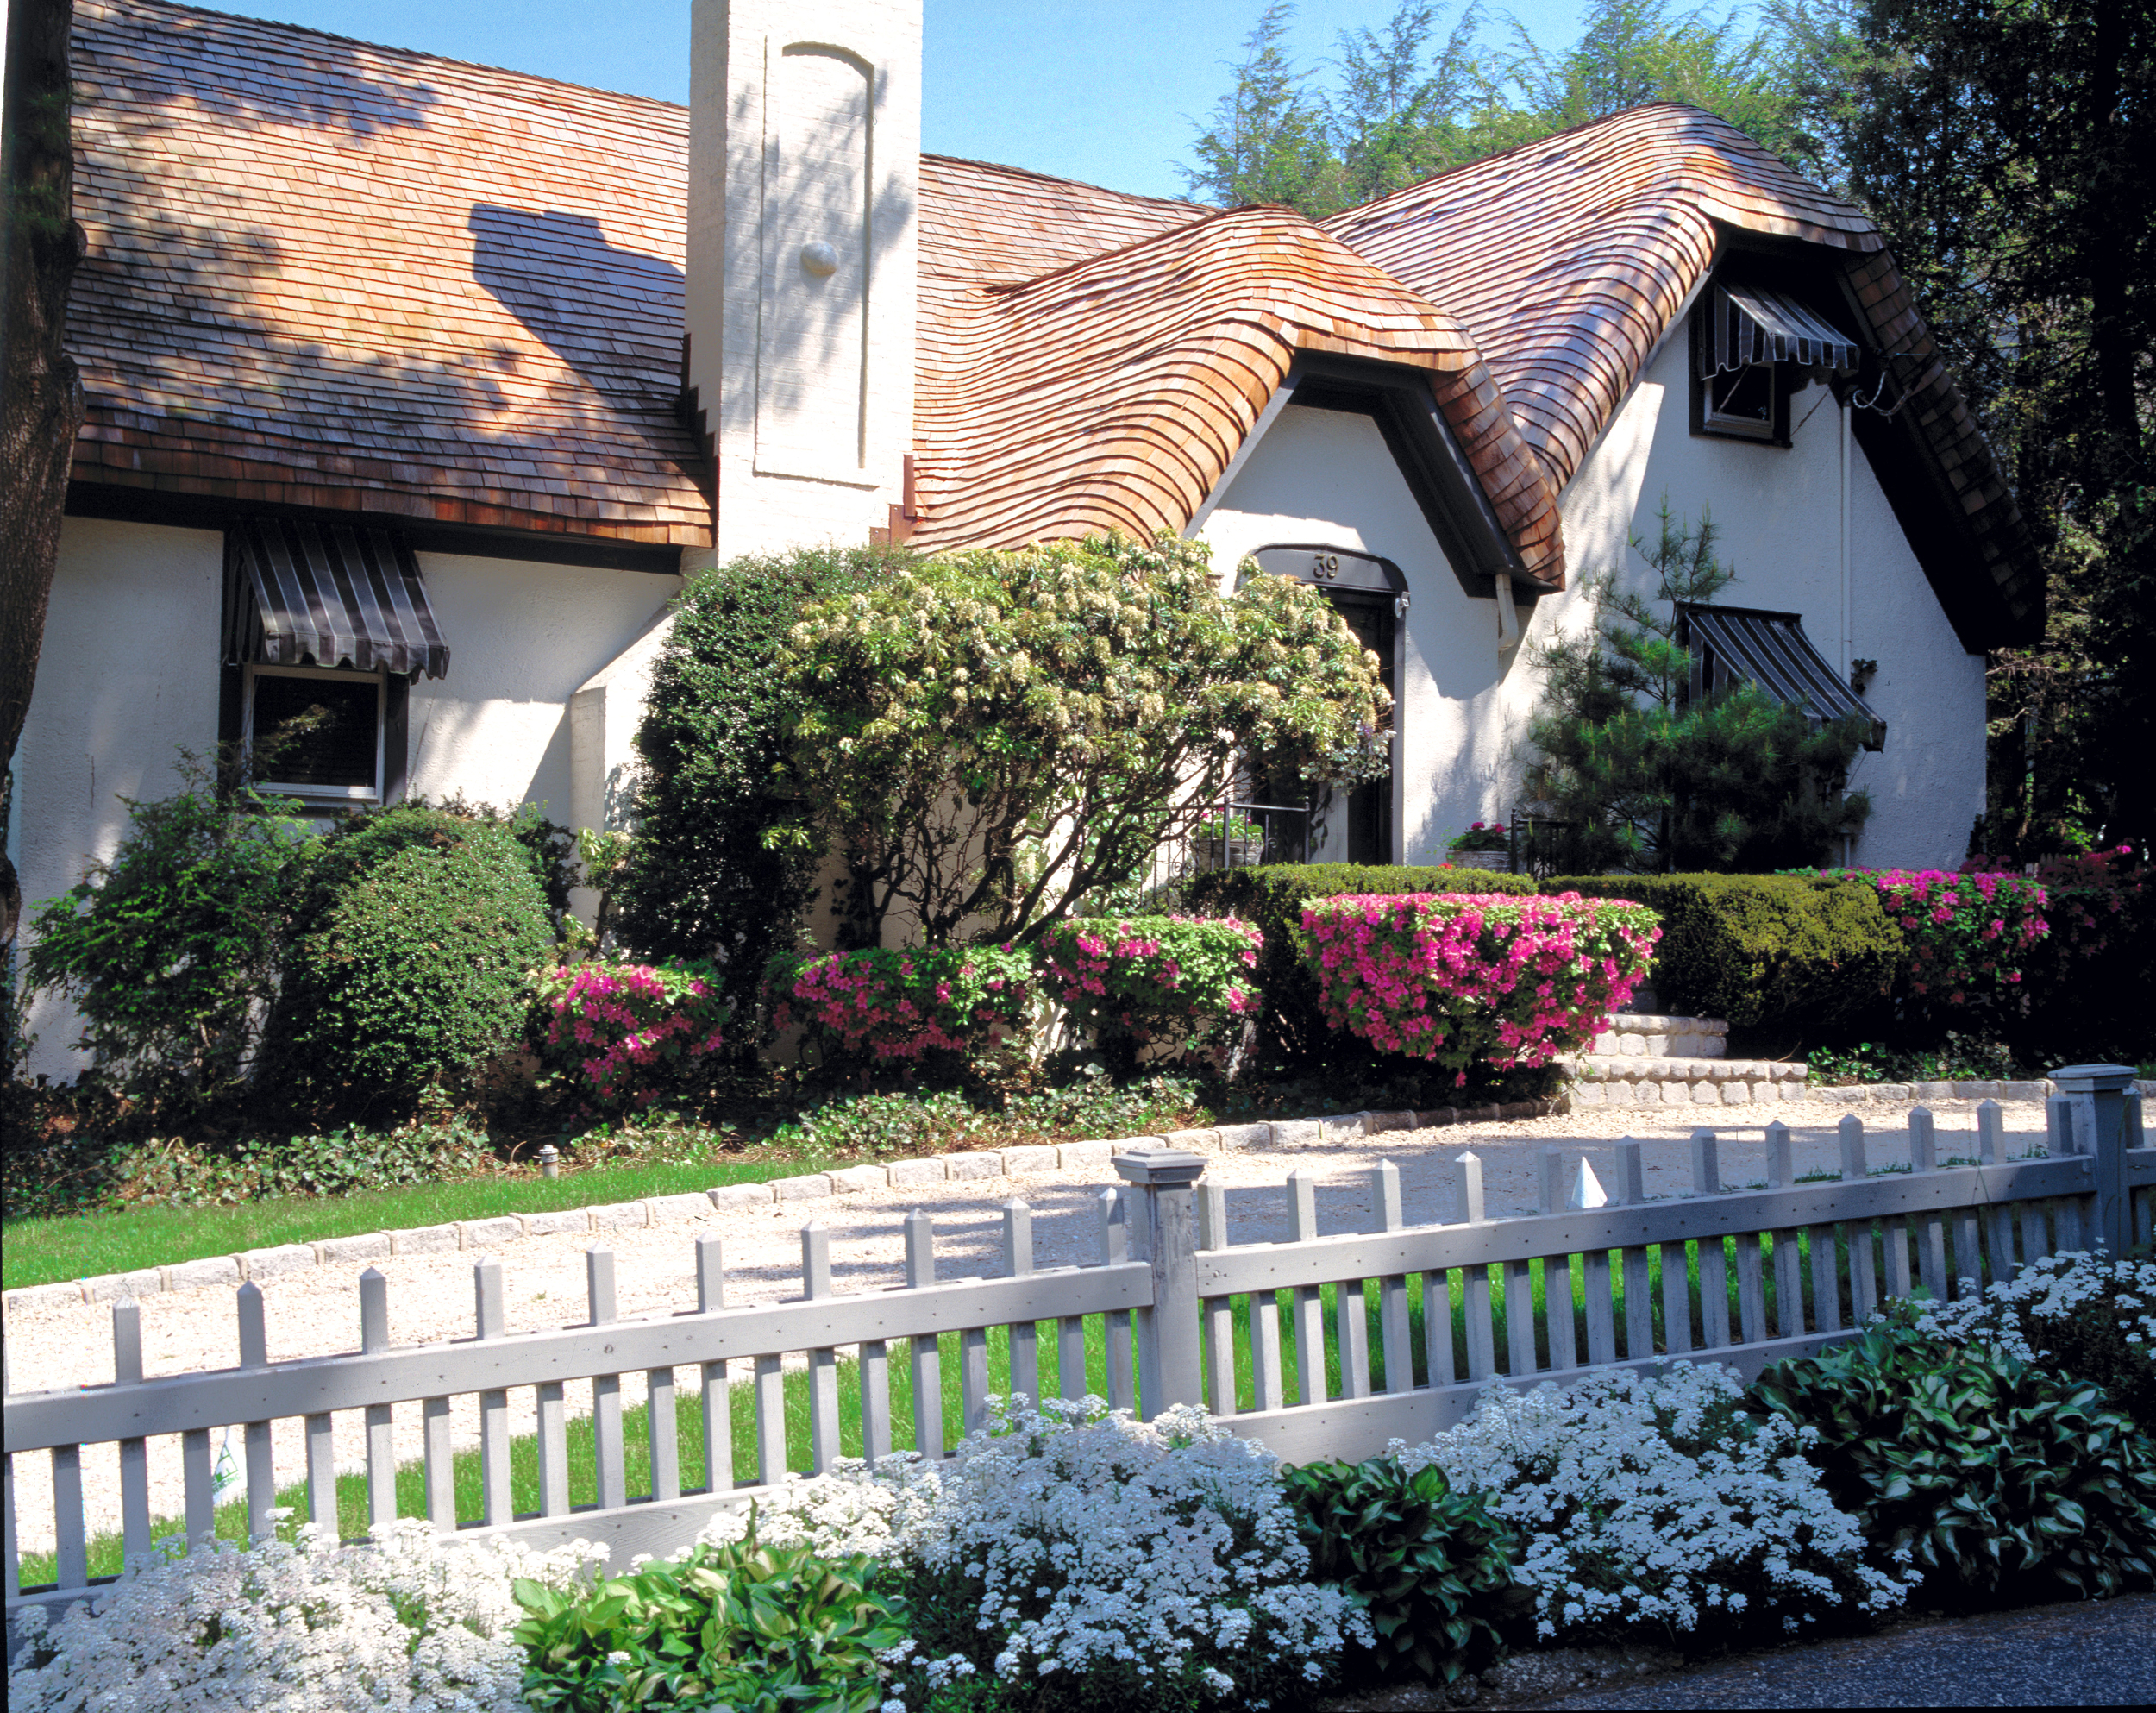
<box><xmin>1037</xmin><ymin>915</ymin><xmax>1263</xmax><ymax>1054</ymax></box>
<box><xmin>1400</xmin><ymin>1364</ymin><xmax>1911</xmax><ymax>1645</ymax></box>
<box><xmin>2013</xmin><ymin>846</ymin><xmax>2156</xmax><ymax>1052</ymax></box>
<box><xmin>1297</xmin><ymin>893</ymin><xmax>1659</xmax><ymax>1077</ymax></box>
<box><xmin>1912</xmin><ymin>1250</ymin><xmax>2156</xmax><ymax>1431</ymax></box>
<box><xmin>1445</xmin><ymin>821</ymin><xmax>1509</xmax><ymax>855</ymax></box>
<box><xmin>1799</xmin><ymin>866</ymin><xmax>2049</xmax><ymax>1022</ymax></box>
<box><xmin>765</xmin><ymin>944</ymin><xmax>1035</xmax><ymax>1066</ymax></box>
<box><xmin>7</xmin><ymin>1520</ymin><xmax>600</xmax><ymax>1712</ymax></box>
<box><xmin>702</xmin><ymin>1397</ymin><xmax>1369</xmax><ymax>1709</ymax></box>
<box><xmin>531</xmin><ymin>958</ymin><xmax>730</xmax><ymax>1108</ymax></box>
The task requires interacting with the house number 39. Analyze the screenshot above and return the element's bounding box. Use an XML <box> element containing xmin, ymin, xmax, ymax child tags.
<box><xmin>1312</xmin><ymin>553</ymin><xmax>1341</xmax><ymax>580</ymax></box>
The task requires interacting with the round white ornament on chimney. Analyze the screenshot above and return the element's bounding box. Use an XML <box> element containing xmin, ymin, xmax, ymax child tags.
<box><xmin>799</xmin><ymin>241</ymin><xmax>839</xmax><ymax>278</ymax></box>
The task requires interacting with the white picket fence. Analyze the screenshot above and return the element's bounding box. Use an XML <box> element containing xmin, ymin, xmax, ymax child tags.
<box><xmin>5</xmin><ymin>1067</ymin><xmax>2150</xmax><ymax>1653</ymax></box>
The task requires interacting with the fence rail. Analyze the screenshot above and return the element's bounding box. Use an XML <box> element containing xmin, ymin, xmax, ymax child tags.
<box><xmin>6</xmin><ymin>1068</ymin><xmax>2149</xmax><ymax>1649</ymax></box>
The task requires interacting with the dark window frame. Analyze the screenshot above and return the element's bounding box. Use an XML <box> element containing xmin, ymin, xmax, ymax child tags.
<box><xmin>1689</xmin><ymin>297</ymin><xmax>1794</xmax><ymax>446</ymax></box>
<box><xmin>241</xmin><ymin>662</ymin><xmax>394</xmax><ymax>805</ymax></box>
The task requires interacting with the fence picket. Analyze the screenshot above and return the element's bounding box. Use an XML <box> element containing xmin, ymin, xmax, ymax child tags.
<box><xmin>1691</xmin><ymin>1133</ymin><xmax>1730</xmax><ymax>1350</ymax></box>
<box><xmin>51</xmin><ymin>1445</ymin><xmax>85</xmax><ymax>1592</ymax></box>
<box><xmin>1097</xmin><ymin>1191</ymin><xmax>1137</xmax><ymax>1412</ymax></box>
<box><xmin>360</xmin><ymin>1269</ymin><xmax>397</xmax><ymax>1537</ymax></box>
<box><xmin>1840</xmin><ymin>1119</ymin><xmax>1879</xmax><ymax>1321</ymax></box>
<box><xmin>1004</xmin><ymin>1202</ymin><xmax>1040</xmax><ymax>1408</ymax></box>
<box><xmin>236</xmin><ymin>1284</ymin><xmax>278</xmax><ymax>1544</ymax></box>
<box><xmin>1908</xmin><ymin>1109</ymin><xmax>1950</xmax><ymax>1302</ymax></box>
<box><xmin>473</xmin><ymin>1258</ymin><xmax>513</xmax><ymax>1526</ymax></box>
<box><xmin>696</xmin><ymin>1237</ymin><xmax>734</xmax><ymax>1493</ymax></box>
<box><xmin>182</xmin><ymin>1426</ymin><xmax>215</xmax><ymax>1549</ymax></box>
<box><xmin>1288</xmin><ymin>1170</ymin><xmax>1327</xmax><ymax>1405</ymax></box>
<box><xmin>1539</xmin><ymin>1149</ymin><xmax>1578</xmax><ymax>1372</ymax></box>
<box><xmin>1198</xmin><ymin>1185</ymin><xmax>1238</xmax><ymax>1413</ymax></box>
<box><xmin>1808</xmin><ymin>1222</ymin><xmax>1841</xmax><ymax>1333</ymax></box>
<box><xmin>1978</xmin><ymin>1103</ymin><xmax>2016</xmax><ymax>1284</ymax></box>
<box><xmin>112</xmin><ymin>1302</ymin><xmax>152</xmax><ymax>1559</ymax></box>
<box><xmin>1765</xmin><ymin>1123</ymin><xmax>1804</xmax><ymax>1337</ymax></box>
<box><xmin>1422</xmin><ymin>1270</ymin><xmax>1457</xmax><ymax>1388</ymax></box>
<box><xmin>754</xmin><ymin>1354</ymin><xmax>786</xmax><ymax>1484</ymax></box>
<box><xmin>587</xmin><ymin>1251</ymin><xmax>627</xmax><ymax>1510</ymax></box>
<box><xmin>2020</xmin><ymin>1199</ymin><xmax>2053</xmax><ymax>1268</ymax></box>
<box><xmin>960</xmin><ymin>1327</ymin><xmax>991</xmax><ymax>1434</ymax></box>
<box><xmin>907</xmin><ymin>1212</ymin><xmax>945</xmax><ymax>1458</ymax></box>
<box><xmin>1733</xmin><ymin>1233</ymin><xmax>1768</xmax><ymax>1346</ymax></box>
<box><xmin>1373</xmin><ymin>1164</ymin><xmax>1413</xmax><ymax>1394</ymax></box>
<box><xmin>803</xmin><ymin>1225</ymin><xmax>841</xmax><ymax>1474</ymax></box>
<box><xmin>1614</xmin><ymin>1140</ymin><xmax>1654</xmax><ymax>1360</ymax></box>
<box><xmin>536</xmin><ymin>1382</ymin><xmax>570</xmax><ymax>1516</ymax></box>
<box><xmin>1457</xmin><ymin>1154</ymin><xmax>1498</xmax><ymax>1379</ymax></box>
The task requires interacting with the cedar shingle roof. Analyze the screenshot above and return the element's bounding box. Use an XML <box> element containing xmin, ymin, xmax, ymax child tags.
<box><xmin>63</xmin><ymin>4</ymin><xmax>2034</xmax><ymax>637</ymax></box>
<box><xmin>67</xmin><ymin>0</ymin><xmax>710</xmax><ymax>545</ymax></box>
<box><xmin>910</xmin><ymin>201</ymin><xmax>1564</xmax><ymax>580</ymax></box>
<box><xmin>1326</xmin><ymin>104</ymin><xmax>2038</xmax><ymax>637</ymax></box>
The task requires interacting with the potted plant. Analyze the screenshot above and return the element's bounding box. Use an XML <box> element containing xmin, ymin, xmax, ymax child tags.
<box><xmin>1445</xmin><ymin>820</ymin><xmax>1512</xmax><ymax>871</ymax></box>
<box><xmin>1195</xmin><ymin>812</ymin><xmax>1265</xmax><ymax>870</ymax></box>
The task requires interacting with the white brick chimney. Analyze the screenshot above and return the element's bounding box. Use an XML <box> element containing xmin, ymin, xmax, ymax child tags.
<box><xmin>686</xmin><ymin>0</ymin><xmax>921</xmax><ymax>561</ymax></box>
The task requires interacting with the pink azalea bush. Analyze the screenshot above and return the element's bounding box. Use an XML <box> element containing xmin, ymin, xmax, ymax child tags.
<box><xmin>1297</xmin><ymin>893</ymin><xmax>1661</xmax><ymax>1078</ymax></box>
<box><xmin>1801</xmin><ymin>867</ymin><xmax>2050</xmax><ymax>1020</ymax></box>
<box><xmin>1037</xmin><ymin>915</ymin><xmax>1264</xmax><ymax>1051</ymax></box>
<box><xmin>764</xmin><ymin>944</ymin><xmax>1034</xmax><ymax>1065</ymax></box>
<box><xmin>531</xmin><ymin>958</ymin><xmax>730</xmax><ymax>1108</ymax></box>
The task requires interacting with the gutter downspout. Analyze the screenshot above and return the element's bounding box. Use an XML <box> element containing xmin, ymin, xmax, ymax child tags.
<box><xmin>1494</xmin><ymin>573</ymin><xmax>1520</xmax><ymax>653</ymax></box>
<box><xmin>1839</xmin><ymin>389</ymin><xmax>1854</xmax><ymax>869</ymax></box>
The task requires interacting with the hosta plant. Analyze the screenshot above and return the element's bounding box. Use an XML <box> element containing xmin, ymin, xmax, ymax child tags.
<box><xmin>512</xmin><ymin>1535</ymin><xmax>908</xmax><ymax>1713</ymax></box>
<box><xmin>1750</xmin><ymin>1310</ymin><xmax>2156</xmax><ymax>1600</ymax></box>
<box><xmin>1298</xmin><ymin>892</ymin><xmax>1659</xmax><ymax>1079</ymax></box>
<box><xmin>1401</xmin><ymin>1363</ymin><xmax>1909</xmax><ymax>1645</ymax></box>
<box><xmin>1912</xmin><ymin>1250</ymin><xmax>2156</xmax><ymax>1432</ymax></box>
<box><xmin>1280</xmin><ymin>1455</ymin><xmax>1521</xmax><ymax>1685</ymax></box>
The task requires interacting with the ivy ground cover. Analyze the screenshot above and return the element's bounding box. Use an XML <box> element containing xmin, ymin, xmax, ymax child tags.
<box><xmin>1298</xmin><ymin>892</ymin><xmax>1660</xmax><ymax>1078</ymax></box>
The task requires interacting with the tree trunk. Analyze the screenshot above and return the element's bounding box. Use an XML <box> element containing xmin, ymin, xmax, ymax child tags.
<box><xmin>1</xmin><ymin>0</ymin><xmax>85</xmax><ymax>951</ymax></box>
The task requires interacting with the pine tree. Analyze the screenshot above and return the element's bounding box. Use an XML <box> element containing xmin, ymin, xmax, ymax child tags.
<box><xmin>1525</xmin><ymin>503</ymin><xmax>1873</xmax><ymax>873</ymax></box>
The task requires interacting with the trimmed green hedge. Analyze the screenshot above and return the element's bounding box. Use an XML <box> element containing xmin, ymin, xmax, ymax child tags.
<box><xmin>1184</xmin><ymin>863</ymin><xmax>1536</xmax><ymax>1067</ymax></box>
<box><xmin>1539</xmin><ymin>872</ymin><xmax>1901</xmax><ymax>1035</ymax></box>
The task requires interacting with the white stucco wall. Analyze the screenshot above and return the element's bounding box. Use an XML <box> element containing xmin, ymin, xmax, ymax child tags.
<box><xmin>405</xmin><ymin>553</ymin><xmax>679</xmax><ymax>825</ymax></box>
<box><xmin>14</xmin><ymin>517</ymin><xmax>225</xmax><ymax>1080</ymax></box>
<box><xmin>1532</xmin><ymin>329</ymin><xmax>1986</xmax><ymax>869</ymax></box>
<box><xmin>11</xmin><ymin>530</ymin><xmax>679</xmax><ymax>1080</ymax></box>
<box><xmin>1196</xmin><ymin>336</ymin><xmax>1988</xmax><ymax>874</ymax></box>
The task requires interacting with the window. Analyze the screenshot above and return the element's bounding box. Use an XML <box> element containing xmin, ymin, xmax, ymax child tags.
<box><xmin>1691</xmin><ymin>304</ymin><xmax>1788</xmax><ymax>443</ymax></box>
<box><xmin>244</xmin><ymin>664</ymin><xmax>385</xmax><ymax>801</ymax></box>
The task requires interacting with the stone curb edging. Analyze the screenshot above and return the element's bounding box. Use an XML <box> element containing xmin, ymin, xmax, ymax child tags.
<box><xmin>3</xmin><ymin>1101</ymin><xmax>1566</xmax><ymax>1314</ymax></box>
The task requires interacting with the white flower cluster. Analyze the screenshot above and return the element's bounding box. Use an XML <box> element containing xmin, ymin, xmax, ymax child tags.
<box><xmin>1914</xmin><ymin>1250</ymin><xmax>2156</xmax><ymax>1361</ymax></box>
<box><xmin>1398</xmin><ymin>1365</ymin><xmax>1913</xmax><ymax>1643</ymax></box>
<box><xmin>698</xmin><ymin>1460</ymin><xmax>905</xmax><ymax>1560</ymax></box>
<box><xmin>723</xmin><ymin>1396</ymin><xmax>1368</xmax><ymax>1704</ymax></box>
<box><xmin>6</xmin><ymin>1520</ymin><xmax>603</xmax><ymax>1713</ymax></box>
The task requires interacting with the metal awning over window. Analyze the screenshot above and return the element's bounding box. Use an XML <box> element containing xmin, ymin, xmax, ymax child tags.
<box><xmin>1682</xmin><ymin>604</ymin><xmax>1885</xmax><ymax>750</ymax></box>
<box><xmin>1702</xmin><ymin>284</ymin><xmax>1860</xmax><ymax>375</ymax></box>
<box><xmin>224</xmin><ymin>518</ymin><xmax>449</xmax><ymax>679</ymax></box>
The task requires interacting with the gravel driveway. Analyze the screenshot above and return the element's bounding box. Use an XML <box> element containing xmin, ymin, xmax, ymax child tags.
<box><xmin>3</xmin><ymin>1095</ymin><xmax>2051</xmax><ymax>1559</ymax></box>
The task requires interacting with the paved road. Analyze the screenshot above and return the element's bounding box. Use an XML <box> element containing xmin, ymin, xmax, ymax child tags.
<box><xmin>1532</xmin><ymin>1592</ymin><xmax>2156</xmax><ymax>1709</ymax></box>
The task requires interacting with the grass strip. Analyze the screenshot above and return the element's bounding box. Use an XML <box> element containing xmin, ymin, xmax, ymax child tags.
<box><xmin>1</xmin><ymin>1155</ymin><xmax>839</xmax><ymax>1293</ymax></box>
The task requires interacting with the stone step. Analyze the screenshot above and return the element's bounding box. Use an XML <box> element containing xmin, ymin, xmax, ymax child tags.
<box><xmin>1568</xmin><ymin>1055</ymin><xmax>1808</xmax><ymax>1107</ymax></box>
<box><xmin>1585</xmin><ymin>1014</ymin><xmax>1728</xmax><ymax>1059</ymax></box>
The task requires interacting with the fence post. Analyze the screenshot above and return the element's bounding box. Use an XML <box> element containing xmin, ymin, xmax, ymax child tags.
<box><xmin>1113</xmin><ymin>1144</ymin><xmax>1207</xmax><ymax>1418</ymax></box>
<box><xmin>2052</xmin><ymin>1064</ymin><xmax>2138</xmax><ymax>1256</ymax></box>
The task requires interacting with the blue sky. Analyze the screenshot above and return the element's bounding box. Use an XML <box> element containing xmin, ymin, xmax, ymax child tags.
<box><xmin>197</xmin><ymin>1</ymin><xmax>1592</xmax><ymax>199</ymax></box>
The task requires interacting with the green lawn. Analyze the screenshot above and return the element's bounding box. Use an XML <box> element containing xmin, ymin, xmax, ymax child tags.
<box><xmin>1</xmin><ymin>1154</ymin><xmax>837</xmax><ymax>1293</ymax></box>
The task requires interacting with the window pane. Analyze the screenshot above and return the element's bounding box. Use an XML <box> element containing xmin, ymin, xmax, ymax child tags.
<box><xmin>254</xmin><ymin>674</ymin><xmax>378</xmax><ymax>789</ymax></box>
<box><xmin>1708</xmin><ymin>365</ymin><xmax>1775</xmax><ymax>430</ymax></box>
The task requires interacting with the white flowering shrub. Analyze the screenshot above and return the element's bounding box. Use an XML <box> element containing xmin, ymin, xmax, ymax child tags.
<box><xmin>1398</xmin><ymin>1365</ymin><xmax>1912</xmax><ymax>1647</ymax></box>
<box><xmin>5</xmin><ymin>1520</ymin><xmax>602</xmax><ymax>1713</ymax></box>
<box><xmin>1913</xmin><ymin>1250</ymin><xmax>2156</xmax><ymax>1428</ymax></box>
<box><xmin>710</xmin><ymin>1396</ymin><xmax>1369</xmax><ymax>1711</ymax></box>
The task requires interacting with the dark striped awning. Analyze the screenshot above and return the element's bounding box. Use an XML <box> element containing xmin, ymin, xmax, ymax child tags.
<box><xmin>1702</xmin><ymin>284</ymin><xmax>1860</xmax><ymax>375</ymax></box>
<box><xmin>223</xmin><ymin>519</ymin><xmax>449</xmax><ymax>679</ymax></box>
<box><xmin>1682</xmin><ymin>604</ymin><xmax>1885</xmax><ymax>750</ymax></box>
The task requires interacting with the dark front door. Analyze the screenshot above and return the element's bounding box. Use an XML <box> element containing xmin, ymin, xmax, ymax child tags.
<box><xmin>1327</xmin><ymin>590</ymin><xmax>1395</xmax><ymax>863</ymax></box>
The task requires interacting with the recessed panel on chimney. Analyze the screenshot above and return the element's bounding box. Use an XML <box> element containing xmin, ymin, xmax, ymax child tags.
<box><xmin>755</xmin><ymin>42</ymin><xmax>873</xmax><ymax>484</ymax></box>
